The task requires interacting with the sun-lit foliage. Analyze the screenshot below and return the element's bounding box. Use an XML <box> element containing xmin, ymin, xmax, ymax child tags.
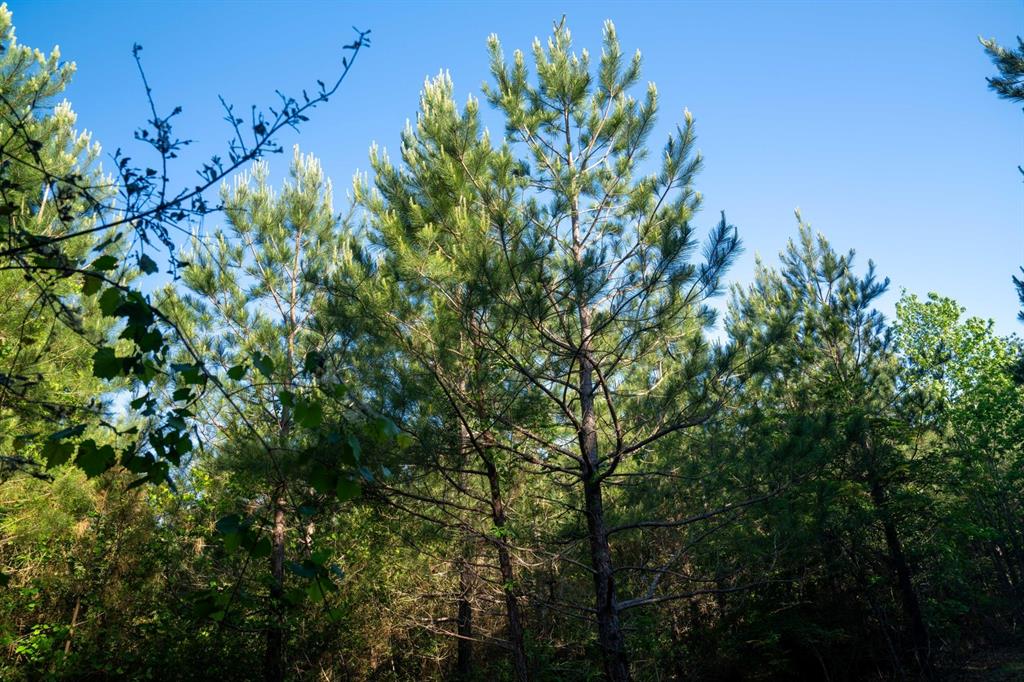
<box><xmin>0</xmin><ymin>7</ymin><xmax>1021</xmax><ymax>681</ymax></box>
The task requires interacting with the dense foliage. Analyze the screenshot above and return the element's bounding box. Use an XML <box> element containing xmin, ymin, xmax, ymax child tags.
<box><xmin>0</xmin><ymin>9</ymin><xmax>1021</xmax><ymax>681</ymax></box>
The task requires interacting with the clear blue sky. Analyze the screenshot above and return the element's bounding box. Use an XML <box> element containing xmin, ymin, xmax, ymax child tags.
<box><xmin>11</xmin><ymin>0</ymin><xmax>1024</xmax><ymax>334</ymax></box>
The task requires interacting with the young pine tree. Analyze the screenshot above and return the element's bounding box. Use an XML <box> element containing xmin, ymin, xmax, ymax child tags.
<box><xmin>729</xmin><ymin>220</ymin><xmax>934</xmax><ymax>678</ymax></box>
<box><xmin>348</xmin><ymin>72</ymin><xmax>532</xmax><ymax>681</ymax></box>
<box><xmin>0</xmin><ymin>3</ymin><xmax>118</xmax><ymax>476</ymax></box>
<box><xmin>357</xmin><ymin>20</ymin><xmax>740</xmax><ymax>680</ymax></box>
<box><xmin>172</xmin><ymin>149</ymin><xmax>354</xmax><ymax>682</ymax></box>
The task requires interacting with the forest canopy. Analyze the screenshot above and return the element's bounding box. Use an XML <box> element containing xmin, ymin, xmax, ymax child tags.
<box><xmin>0</xmin><ymin>6</ymin><xmax>1022</xmax><ymax>681</ymax></box>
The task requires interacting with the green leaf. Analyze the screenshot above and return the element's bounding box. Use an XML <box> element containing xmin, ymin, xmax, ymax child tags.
<box><xmin>81</xmin><ymin>275</ymin><xmax>102</xmax><ymax>296</ymax></box>
<box><xmin>252</xmin><ymin>352</ymin><xmax>274</xmax><ymax>379</ymax></box>
<box><xmin>216</xmin><ymin>514</ymin><xmax>242</xmax><ymax>536</ymax></box>
<box><xmin>340</xmin><ymin>434</ymin><xmax>361</xmax><ymax>465</ymax></box>
<box><xmin>370</xmin><ymin>416</ymin><xmax>400</xmax><ymax>442</ymax></box>
<box><xmin>303</xmin><ymin>351</ymin><xmax>322</xmax><ymax>374</ymax></box>
<box><xmin>191</xmin><ymin>593</ymin><xmax>220</xmax><ymax>619</ymax></box>
<box><xmin>286</xmin><ymin>561</ymin><xmax>317</xmax><ymax>579</ymax></box>
<box><xmin>172</xmin><ymin>363</ymin><xmax>206</xmax><ymax>386</ymax></box>
<box><xmin>137</xmin><ymin>329</ymin><xmax>163</xmax><ymax>353</ymax></box>
<box><xmin>138</xmin><ymin>253</ymin><xmax>158</xmax><ymax>274</ymax></box>
<box><xmin>137</xmin><ymin>359</ymin><xmax>158</xmax><ymax>384</ymax></box>
<box><xmin>335</xmin><ymin>476</ymin><xmax>360</xmax><ymax>502</ymax></box>
<box><xmin>122</xmin><ymin>452</ymin><xmax>154</xmax><ymax>475</ymax></box>
<box><xmin>250</xmin><ymin>537</ymin><xmax>272</xmax><ymax>559</ymax></box>
<box><xmin>307</xmin><ymin>580</ymin><xmax>328</xmax><ymax>603</ymax></box>
<box><xmin>76</xmin><ymin>440</ymin><xmax>116</xmax><ymax>477</ymax></box>
<box><xmin>308</xmin><ymin>465</ymin><xmax>336</xmax><ymax>495</ymax></box>
<box><xmin>226</xmin><ymin>364</ymin><xmax>246</xmax><ymax>381</ymax></box>
<box><xmin>42</xmin><ymin>440</ymin><xmax>74</xmax><ymax>468</ymax></box>
<box><xmin>277</xmin><ymin>390</ymin><xmax>295</xmax><ymax>408</ymax></box>
<box><xmin>223</xmin><ymin>533</ymin><xmax>242</xmax><ymax>554</ymax></box>
<box><xmin>92</xmin><ymin>347</ymin><xmax>123</xmax><ymax>379</ymax></box>
<box><xmin>284</xmin><ymin>588</ymin><xmax>306</xmax><ymax>606</ymax></box>
<box><xmin>294</xmin><ymin>399</ymin><xmax>323</xmax><ymax>429</ymax></box>
<box><xmin>176</xmin><ymin>435</ymin><xmax>194</xmax><ymax>455</ymax></box>
<box><xmin>90</xmin><ymin>255</ymin><xmax>118</xmax><ymax>272</ymax></box>
<box><xmin>48</xmin><ymin>424</ymin><xmax>86</xmax><ymax>441</ymax></box>
<box><xmin>13</xmin><ymin>433</ymin><xmax>38</xmax><ymax>448</ymax></box>
<box><xmin>98</xmin><ymin>288</ymin><xmax>122</xmax><ymax>316</ymax></box>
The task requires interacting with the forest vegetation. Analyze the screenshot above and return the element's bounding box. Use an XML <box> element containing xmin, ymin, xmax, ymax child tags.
<box><xmin>0</xmin><ymin>6</ymin><xmax>1022</xmax><ymax>680</ymax></box>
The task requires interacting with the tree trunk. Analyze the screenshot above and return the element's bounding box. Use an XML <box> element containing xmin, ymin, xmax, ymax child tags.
<box><xmin>484</xmin><ymin>457</ymin><xmax>530</xmax><ymax>682</ymax></box>
<box><xmin>456</xmin><ymin>552</ymin><xmax>474</xmax><ymax>681</ymax></box>
<box><xmin>265</xmin><ymin>489</ymin><xmax>287</xmax><ymax>682</ymax></box>
<box><xmin>583</xmin><ymin>477</ymin><xmax>630</xmax><ymax>681</ymax></box>
<box><xmin>867</xmin><ymin>470</ymin><xmax>932</xmax><ymax>680</ymax></box>
<box><xmin>579</xmin><ymin>307</ymin><xmax>630</xmax><ymax>682</ymax></box>
<box><xmin>62</xmin><ymin>595</ymin><xmax>81</xmax><ymax>657</ymax></box>
<box><xmin>452</xmin><ymin>417</ymin><xmax>476</xmax><ymax>681</ymax></box>
<box><xmin>569</xmin><ymin>118</ymin><xmax>629</xmax><ymax>678</ymax></box>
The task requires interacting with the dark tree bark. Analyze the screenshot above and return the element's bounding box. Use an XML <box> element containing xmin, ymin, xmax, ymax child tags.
<box><xmin>455</xmin><ymin>552</ymin><xmax>474</xmax><ymax>681</ymax></box>
<box><xmin>579</xmin><ymin>304</ymin><xmax>630</xmax><ymax>682</ymax></box>
<box><xmin>484</xmin><ymin>455</ymin><xmax>530</xmax><ymax>682</ymax></box>
<box><xmin>583</xmin><ymin>476</ymin><xmax>630</xmax><ymax>682</ymax></box>
<box><xmin>865</xmin><ymin>456</ymin><xmax>932</xmax><ymax>680</ymax></box>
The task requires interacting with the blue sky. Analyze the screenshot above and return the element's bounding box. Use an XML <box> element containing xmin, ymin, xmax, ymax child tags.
<box><xmin>11</xmin><ymin>0</ymin><xmax>1024</xmax><ymax>334</ymax></box>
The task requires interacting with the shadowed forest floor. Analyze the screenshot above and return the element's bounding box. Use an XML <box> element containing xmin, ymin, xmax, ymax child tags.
<box><xmin>949</xmin><ymin>641</ymin><xmax>1024</xmax><ymax>681</ymax></box>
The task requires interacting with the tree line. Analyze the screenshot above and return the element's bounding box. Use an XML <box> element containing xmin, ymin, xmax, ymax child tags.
<box><xmin>1</xmin><ymin>7</ymin><xmax>1022</xmax><ymax>680</ymax></box>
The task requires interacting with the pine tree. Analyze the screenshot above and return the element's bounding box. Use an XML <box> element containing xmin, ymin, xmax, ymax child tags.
<box><xmin>348</xmin><ymin>72</ymin><xmax>532</xmax><ymax>681</ymax></box>
<box><xmin>172</xmin><ymin>148</ymin><xmax>352</xmax><ymax>682</ymax></box>
<box><xmin>981</xmin><ymin>36</ymin><xmax>1024</xmax><ymax>104</ymax></box>
<box><xmin>729</xmin><ymin>219</ymin><xmax>935</xmax><ymax>678</ymax></box>
<box><xmin>0</xmin><ymin>3</ymin><xmax>120</xmax><ymax>478</ymax></box>
<box><xmin>980</xmin><ymin>36</ymin><xmax>1024</xmax><ymax>318</ymax></box>
<box><xmin>356</xmin><ymin>20</ymin><xmax>740</xmax><ymax>680</ymax></box>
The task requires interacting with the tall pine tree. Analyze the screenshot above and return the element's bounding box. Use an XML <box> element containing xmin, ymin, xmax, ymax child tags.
<box><xmin>354</xmin><ymin>20</ymin><xmax>740</xmax><ymax>680</ymax></box>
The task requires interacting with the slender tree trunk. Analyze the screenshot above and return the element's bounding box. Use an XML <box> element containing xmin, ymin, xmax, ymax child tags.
<box><xmin>578</xmin><ymin>307</ymin><xmax>630</xmax><ymax>682</ymax></box>
<box><xmin>866</xmin><ymin>469</ymin><xmax>932</xmax><ymax>680</ymax></box>
<box><xmin>583</xmin><ymin>476</ymin><xmax>630</xmax><ymax>681</ymax></box>
<box><xmin>456</xmin><ymin>552</ymin><xmax>474</xmax><ymax>681</ymax></box>
<box><xmin>269</xmin><ymin>319</ymin><xmax>295</xmax><ymax>682</ymax></box>
<box><xmin>484</xmin><ymin>456</ymin><xmax>530</xmax><ymax>682</ymax></box>
<box><xmin>567</xmin><ymin>127</ymin><xmax>631</xmax><ymax>680</ymax></box>
<box><xmin>63</xmin><ymin>595</ymin><xmax>80</xmax><ymax>657</ymax></box>
<box><xmin>265</xmin><ymin>489</ymin><xmax>287</xmax><ymax>682</ymax></box>
<box><xmin>455</xmin><ymin>420</ymin><xmax>475</xmax><ymax>681</ymax></box>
